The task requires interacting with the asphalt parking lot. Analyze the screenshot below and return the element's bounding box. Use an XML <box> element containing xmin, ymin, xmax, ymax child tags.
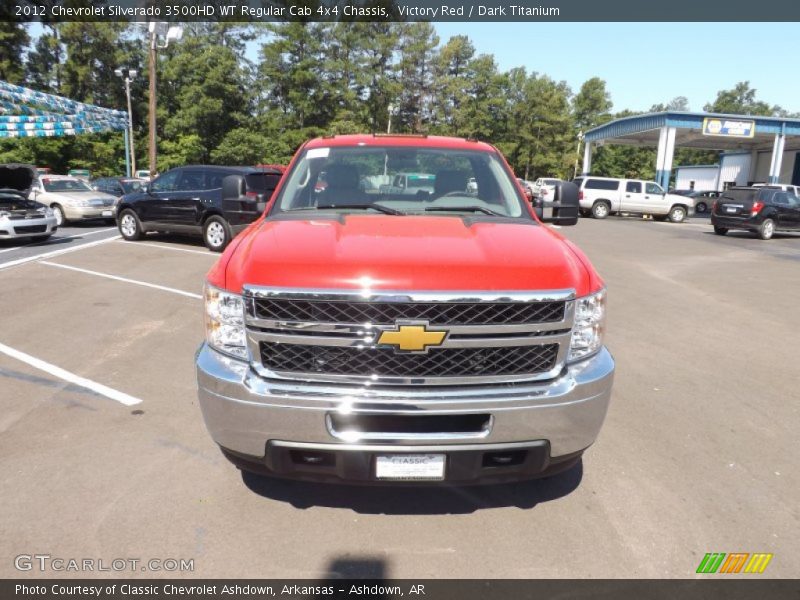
<box><xmin>1</xmin><ymin>216</ymin><xmax>798</xmax><ymax>579</ymax></box>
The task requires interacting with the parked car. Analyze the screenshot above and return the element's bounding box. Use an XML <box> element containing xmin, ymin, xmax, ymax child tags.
<box><xmin>683</xmin><ymin>190</ymin><xmax>720</xmax><ymax>214</ymax></box>
<box><xmin>30</xmin><ymin>175</ymin><xmax>118</xmax><ymax>226</ymax></box>
<box><xmin>134</xmin><ymin>169</ymin><xmax>151</xmax><ymax>180</ymax></box>
<box><xmin>382</xmin><ymin>172</ymin><xmax>436</xmax><ymax>196</ymax></box>
<box><xmin>92</xmin><ymin>176</ymin><xmax>147</xmax><ymax>198</ymax></box>
<box><xmin>531</xmin><ymin>177</ymin><xmax>560</xmax><ymax>202</ymax></box>
<box><xmin>752</xmin><ymin>182</ymin><xmax>800</xmax><ymax>196</ymax></box>
<box><xmin>116</xmin><ymin>164</ymin><xmax>285</xmax><ymax>251</ymax></box>
<box><xmin>711</xmin><ymin>186</ymin><xmax>800</xmax><ymax>240</ymax></box>
<box><xmin>67</xmin><ymin>168</ymin><xmax>91</xmax><ymax>181</ymax></box>
<box><xmin>516</xmin><ymin>178</ymin><xmax>534</xmax><ymax>201</ymax></box>
<box><xmin>0</xmin><ymin>163</ymin><xmax>58</xmax><ymax>242</ymax></box>
<box><xmin>195</xmin><ymin>134</ymin><xmax>611</xmax><ymax>484</ymax></box>
<box><xmin>572</xmin><ymin>176</ymin><xmax>694</xmax><ymax>222</ymax></box>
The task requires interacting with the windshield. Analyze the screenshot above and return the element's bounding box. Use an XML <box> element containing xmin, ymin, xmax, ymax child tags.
<box><xmin>272</xmin><ymin>145</ymin><xmax>527</xmax><ymax>218</ymax></box>
<box><xmin>43</xmin><ymin>179</ymin><xmax>92</xmax><ymax>192</ymax></box>
<box><xmin>121</xmin><ymin>180</ymin><xmax>145</xmax><ymax>194</ymax></box>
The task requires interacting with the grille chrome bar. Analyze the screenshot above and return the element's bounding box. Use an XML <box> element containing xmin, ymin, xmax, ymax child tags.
<box><xmin>243</xmin><ymin>287</ymin><xmax>575</xmax><ymax>386</ymax></box>
<box><xmin>250</xmin><ymin>330</ymin><xmax>570</xmax><ymax>348</ymax></box>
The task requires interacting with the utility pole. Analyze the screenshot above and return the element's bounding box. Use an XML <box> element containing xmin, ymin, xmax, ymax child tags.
<box><xmin>146</xmin><ymin>23</ymin><xmax>183</xmax><ymax>178</ymax></box>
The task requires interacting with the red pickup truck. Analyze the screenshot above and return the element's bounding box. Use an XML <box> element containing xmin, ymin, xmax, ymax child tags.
<box><xmin>196</xmin><ymin>134</ymin><xmax>613</xmax><ymax>484</ymax></box>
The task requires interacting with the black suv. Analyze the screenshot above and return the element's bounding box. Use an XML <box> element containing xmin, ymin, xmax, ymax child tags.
<box><xmin>711</xmin><ymin>186</ymin><xmax>800</xmax><ymax>240</ymax></box>
<box><xmin>116</xmin><ymin>165</ymin><xmax>284</xmax><ymax>251</ymax></box>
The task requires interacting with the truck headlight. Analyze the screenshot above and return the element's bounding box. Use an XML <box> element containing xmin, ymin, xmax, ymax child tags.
<box><xmin>568</xmin><ymin>289</ymin><xmax>606</xmax><ymax>362</ymax></box>
<box><xmin>204</xmin><ymin>284</ymin><xmax>248</xmax><ymax>360</ymax></box>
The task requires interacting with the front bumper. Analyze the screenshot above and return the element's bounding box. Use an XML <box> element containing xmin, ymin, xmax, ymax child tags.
<box><xmin>0</xmin><ymin>216</ymin><xmax>58</xmax><ymax>238</ymax></box>
<box><xmin>196</xmin><ymin>344</ymin><xmax>614</xmax><ymax>482</ymax></box>
<box><xmin>63</xmin><ymin>205</ymin><xmax>116</xmax><ymax>220</ymax></box>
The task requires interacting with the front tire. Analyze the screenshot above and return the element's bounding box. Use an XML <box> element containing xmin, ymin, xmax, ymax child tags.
<box><xmin>668</xmin><ymin>205</ymin><xmax>687</xmax><ymax>223</ymax></box>
<box><xmin>51</xmin><ymin>204</ymin><xmax>67</xmax><ymax>226</ymax></box>
<box><xmin>758</xmin><ymin>218</ymin><xmax>775</xmax><ymax>240</ymax></box>
<box><xmin>203</xmin><ymin>215</ymin><xmax>232</xmax><ymax>252</ymax></box>
<box><xmin>713</xmin><ymin>226</ymin><xmax>728</xmax><ymax>236</ymax></box>
<box><xmin>591</xmin><ymin>201</ymin><xmax>610</xmax><ymax>219</ymax></box>
<box><xmin>118</xmin><ymin>209</ymin><xmax>144</xmax><ymax>241</ymax></box>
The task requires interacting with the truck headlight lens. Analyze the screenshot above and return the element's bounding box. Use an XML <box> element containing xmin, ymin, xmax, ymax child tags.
<box><xmin>204</xmin><ymin>284</ymin><xmax>248</xmax><ymax>360</ymax></box>
<box><xmin>568</xmin><ymin>289</ymin><xmax>606</xmax><ymax>362</ymax></box>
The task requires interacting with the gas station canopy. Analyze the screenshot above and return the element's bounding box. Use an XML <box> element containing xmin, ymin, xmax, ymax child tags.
<box><xmin>583</xmin><ymin>111</ymin><xmax>800</xmax><ymax>187</ymax></box>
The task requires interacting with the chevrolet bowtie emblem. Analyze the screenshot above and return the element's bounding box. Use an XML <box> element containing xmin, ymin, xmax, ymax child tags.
<box><xmin>377</xmin><ymin>324</ymin><xmax>447</xmax><ymax>352</ymax></box>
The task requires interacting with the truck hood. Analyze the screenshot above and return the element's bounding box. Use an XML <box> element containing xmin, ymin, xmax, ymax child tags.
<box><xmin>220</xmin><ymin>215</ymin><xmax>599</xmax><ymax>296</ymax></box>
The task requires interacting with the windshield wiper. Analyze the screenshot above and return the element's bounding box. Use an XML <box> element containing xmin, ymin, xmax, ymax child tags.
<box><xmin>292</xmin><ymin>203</ymin><xmax>405</xmax><ymax>215</ymax></box>
<box><xmin>421</xmin><ymin>205</ymin><xmax>506</xmax><ymax>217</ymax></box>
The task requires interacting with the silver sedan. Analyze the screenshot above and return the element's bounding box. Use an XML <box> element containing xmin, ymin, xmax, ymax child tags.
<box><xmin>0</xmin><ymin>191</ymin><xmax>58</xmax><ymax>242</ymax></box>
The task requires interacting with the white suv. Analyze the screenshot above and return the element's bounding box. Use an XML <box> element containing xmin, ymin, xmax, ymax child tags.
<box><xmin>573</xmin><ymin>176</ymin><xmax>694</xmax><ymax>223</ymax></box>
<box><xmin>752</xmin><ymin>183</ymin><xmax>800</xmax><ymax>196</ymax></box>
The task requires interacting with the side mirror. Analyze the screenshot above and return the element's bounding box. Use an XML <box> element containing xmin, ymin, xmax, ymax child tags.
<box><xmin>539</xmin><ymin>181</ymin><xmax>579</xmax><ymax>226</ymax></box>
<box><xmin>222</xmin><ymin>174</ymin><xmax>246</xmax><ymax>201</ymax></box>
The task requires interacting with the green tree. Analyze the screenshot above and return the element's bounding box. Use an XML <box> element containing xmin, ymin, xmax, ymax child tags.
<box><xmin>430</xmin><ymin>35</ymin><xmax>475</xmax><ymax>135</ymax></box>
<box><xmin>498</xmin><ymin>70</ymin><xmax>574</xmax><ymax>179</ymax></box>
<box><xmin>159</xmin><ymin>27</ymin><xmax>252</xmax><ymax>165</ymax></box>
<box><xmin>0</xmin><ymin>21</ymin><xmax>30</xmax><ymax>84</ymax></box>
<box><xmin>573</xmin><ymin>77</ymin><xmax>613</xmax><ymax>133</ymax></box>
<box><xmin>703</xmin><ymin>81</ymin><xmax>779</xmax><ymax>116</ymax></box>
<box><xmin>394</xmin><ymin>22</ymin><xmax>438</xmax><ymax>133</ymax></box>
<box><xmin>259</xmin><ymin>22</ymin><xmax>327</xmax><ymax>130</ymax></box>
<box><xmin>649</xmin><ymin>96</ymin><xmax>690</xmax><ymax>112</ymax></box>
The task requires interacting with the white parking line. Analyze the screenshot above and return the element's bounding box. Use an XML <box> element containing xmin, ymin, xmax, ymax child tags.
<box><xmin>0</xmin><ymin>227</ymin><xmax>117</xmax><ymax>255</ymax></box>
<box><xmin>39</xmin><ymin>261</ymin><xmax>203</xmax><ymax>299</ymax></box>
<box><xmin>114</xmin><ymin>240</ymin><xmax>215</xmax><ymax>256</ymax></box>
<box><xmin>0</xmin><ymin>235</ymin><xmax>121</xmax><ymax>271</ymax></box>
<box><xmin>0</xmin><ymin>341</ymin><xmax>142</xmax><ymax>406</ymax></box>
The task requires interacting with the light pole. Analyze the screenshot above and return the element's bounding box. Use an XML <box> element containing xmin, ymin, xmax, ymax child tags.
<box><xmin>573</xmin><ymin>131</ymin><xmax>584</xmax><ymax>179</ymax></box>
<box><xmin>147</xmin><ymin>22</ymin><xmax>183</xmax><ymax>177</ymax></box>
<box><xmin>115</xmin><ymin>68</ymin><xmax>137</xmax><ymax>177</ymax></box>
<box><xmin>387</xmin><ymin>103</ymin><xmax>395</xmax><ymax>134</ymax></box>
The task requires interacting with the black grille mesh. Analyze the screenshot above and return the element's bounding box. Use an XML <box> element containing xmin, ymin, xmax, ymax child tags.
<box><xmin>13</xmin><ymin>225</ymin><xmax>48</xmax><ymax>234</ymax></box>
<box><xmin>253</xmin><ymin>298</ymin><xmax>564</xmax><ymax>325</ymax></box>
<box><xmin>260</xmin><ymin>342</ymin><xmax>558</xmax><ymax>378</ymax></box>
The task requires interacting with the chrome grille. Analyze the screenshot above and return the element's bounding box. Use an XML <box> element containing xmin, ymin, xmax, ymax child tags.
<box><xmin>252</xmin><ymin>298</ymin><xmax>564</xmax><ymax>325</ymax></box>
<box><xmin>260</xmin><ymin>342</ymin><xmax>558</xmax><ymax>378</ymax></box>
<box><xmin>244</xmin><ymin>288</ymin><xmax>575</xmax><ymax>386</ymax></box>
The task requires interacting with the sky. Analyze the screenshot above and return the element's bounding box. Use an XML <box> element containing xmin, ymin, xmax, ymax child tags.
<box><xmin>432</xmin><ymin>22</ymin><xmax>800</xmax><ymax>114</ymax></box>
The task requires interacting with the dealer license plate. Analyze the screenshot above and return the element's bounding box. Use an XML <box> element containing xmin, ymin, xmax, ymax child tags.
<box><xmin>375</xmin><ymin>454</ymin><xmax>445</xmax><ymax>481</ymax></box>
<box><xmin>102</xmin><ymin>210</ymin><xmax>113</xmax><ymax>217</ymax></box>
